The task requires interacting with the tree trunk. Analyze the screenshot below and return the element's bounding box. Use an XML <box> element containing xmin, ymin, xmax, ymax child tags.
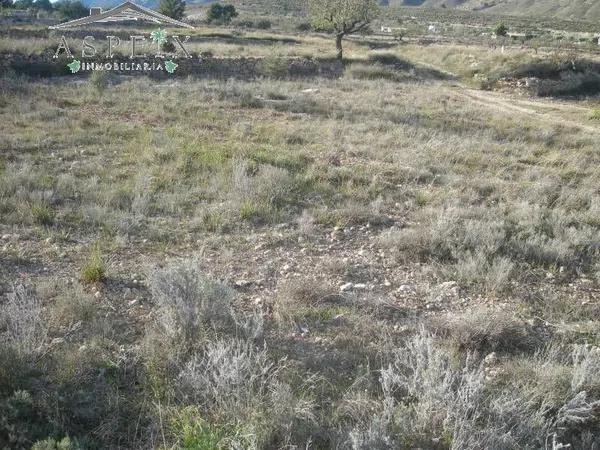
<box><xmin>335</xmin><ymin>33</ymin><xmax>344</xmax><ymax>61</ymax></box>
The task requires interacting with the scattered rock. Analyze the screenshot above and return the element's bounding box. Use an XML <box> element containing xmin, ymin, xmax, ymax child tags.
<box><xmin>438</xmin><ymin>281</ymin><xmax>460</xmax><ymax>299</ymax></box>
<box><xmin>235</xmin><ymin>279</ymin><xmax>251</xmax><ymax>288</ymax></box>
<box><xmin>483</xmin><ymin>352</ymin><xmax>498</xmax><ymax>366</ymax></box>
<box><xmin>340</xmin><ymin>282</ymin><xmax>353</xmax><ymax>292</ymax></box>
<box><xmin>330</xmin><ymin>314</ymin><xmax>348</xmax><ymax>326</ymax></box>
<box><xmin>397</xmin><ymin>284</ymin><xmax>412</xmax><ymax>293</ymax></box>
<box><xmin>296</xmin><ymin>324</ymin><xmax>310</xmax><ymax>337</ymax></box>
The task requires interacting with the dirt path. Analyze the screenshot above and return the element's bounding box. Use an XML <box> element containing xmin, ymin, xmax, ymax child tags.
<box><xmin>412</xmin><ymin>58</ymin><xmax>598</xmax><ymax>134</ymax></box>
<box><xmin>455</xmin><ymin>88</ymin><xmax>599</xmax><ymax>135</ymax></box>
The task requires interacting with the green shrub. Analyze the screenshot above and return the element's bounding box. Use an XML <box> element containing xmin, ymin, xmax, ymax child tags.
<box><xmin>206</xmin><ymin>3</ymin><xmax>237</xmax><ymax>24</ymax></box>
<box><xmin>170</xmin><ymin>407</ymin><xmax>255</xmax><ymax>449</ymax></box>
<box><xmin>296</xmin><ymin>22</ymin><xmax>311</xmax><ymax>31</ymax></box>
<box><xmin>161</xmin><ymin>40</ymin><xmax>177</xmax><ymax>53</ymax></box>
<box><xmin>238</xmin><ymin>91</ymin><xmax>263</xmax><ymax>108</ymax></box>
<box><xmin>31</xmin><ymin>437</ymin><xmax>79</xmax><ymax>450</ymax></box>
<box><xmin>81</xmin><ymin>243</ymin><xmax>106</xmax><ymax>283</ymax></box>
<box><xmin>261</xmin><ymin>55</ymin><xmax>288</xmax><ymax>78</ymax></box>
<box><xmin>255</xmin><ymin>19</ymin><xmax>271</xmax><ymax>30</ymax></box>
<box><xmin>493</xmin><ymin>22</ymin><xmax>508</xmax><ymax>37</ymax></box>
<box><xmin>347</xmin><ymin>63</ymin><xmax>399</xmax><ymax>81</ymax></box>
<box><xmin>31</xmin><ymin>202</ymin><xmax>55</xmax><ymax>226</ymax></box>
<box><xmin>233</xmin><ymin>19</ymin><xmax>254</xmax><ymax>28</ymax></box>
<box><xmin>89</xmin><ymin>71</ymin><xmax>109</xmax><ymax>93</ymax></box>
<box><xmin>158</xmin><ymin>0</ymin><xmax>186</xmax><ymax>20</ymax></box>
<box><xmin>55</xmin><ymin>0</ymin><xmax>87</xmax><ymax>21</ymax></box>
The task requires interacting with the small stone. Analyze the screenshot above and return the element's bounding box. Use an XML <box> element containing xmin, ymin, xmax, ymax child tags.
<box><xmin>354</xmin><ymin>283</ymin><xmax>367</xmax><ymax>290</ymax></box>
<box><xmin>235</xmin><ymin>279</ymin><xmax>251</xmax><ymax>288</ymax></box>
<box><xmin>330</xmin><ymin>314</ymin><xmax>347</xmax><ymax>326</ymax></box>
<box><xmin>383</xmin><ymin>279</ymin><xmax>391</xmax><ymax>287</ymax></box>
<box><xmin>1</xmin><ymin>234</ymin><xmax>10</xmax><ymax>240</ymax></box>
<box><xmin>340</xmin><ymin>282</ymin><xmax>353</xmax><ymax>292</ymax></box>
<box><xmin>483</xmin><ymin>352</ymin><xmax>498</xmax><ymax>366</ymax></box>
<box><xmin>297</xmin><ymin>324</ymin><xmax>310</xmax><ymax>336</ymax></box>
<box><xmin>398</xmin><ymin>284</ymin><xmax>411</xmax><ymax>293</ymax></box>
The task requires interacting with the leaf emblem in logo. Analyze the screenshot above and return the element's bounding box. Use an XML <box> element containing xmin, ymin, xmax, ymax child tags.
<box><xmin>150</xmin><ymin>28</ymin><xmax>168</xmax><ymax>45</ymax></box>
<box><xmin>67</xmin><ymin>59</ymin><xmax>81</xmax><ymax>73</ymax></box>
<box><xmin>165</xmin><ymin>60</ymin><xmax>178</xmax><ymax>74</ymax></box>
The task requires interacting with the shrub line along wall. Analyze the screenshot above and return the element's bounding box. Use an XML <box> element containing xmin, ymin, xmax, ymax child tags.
<box><xmin>2</xmin><ymin>52</ymin><xmax>344</xmax><ymax>79</ymax></box>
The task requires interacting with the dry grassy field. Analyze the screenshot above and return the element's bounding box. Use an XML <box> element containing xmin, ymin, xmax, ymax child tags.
<box><xmin>1</xmin><ymin>8</ymin><xmax>600</xmax><ymax>450</ymax></box>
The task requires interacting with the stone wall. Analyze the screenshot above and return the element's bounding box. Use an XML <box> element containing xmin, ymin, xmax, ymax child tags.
<box><xmin>2</xmin><ymin>52</ymin><xmax>343</xmax><ymax>80</ymax></box>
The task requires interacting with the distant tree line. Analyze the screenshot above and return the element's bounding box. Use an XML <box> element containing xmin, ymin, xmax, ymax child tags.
<box><xmin>206</xmin><ymin>2</ymin><xmax>238</xmax><ymax>24</ymax></box>
<box><xmin>4</xmin><ymin>0</ymin><xmax>89</xmax><ymax>20</ymax></box>
<box><xmin>158</xmin><ymin>0</ymin><xmax>185</xmax><ymax>20</ymax></box>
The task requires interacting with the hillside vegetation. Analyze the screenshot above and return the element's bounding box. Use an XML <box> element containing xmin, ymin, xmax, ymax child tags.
<box><xmin>392</xmin><ymin>0</ymin><xmax>600</xmax><ymax>21</ymax></box>
<box><xmin>2</xmin><ymin>4</ymin><xmax>600</xmax><ymax>449</ymax></box>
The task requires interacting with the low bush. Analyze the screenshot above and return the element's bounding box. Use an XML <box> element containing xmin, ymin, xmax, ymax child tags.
<box><xmin>89</xmin><ymin>71</ymin><xmax>109</xmax><ymax>93</ymax></box>
<box><xmin>149</xmin><ymin>260</ymin><xmax>234</xmax><ymax>344</ymax></box>
<box><xmin>344</xmin><ymin>330</ymin><xmax>600</xmax><ymax>449</ymax></box>
<box><xmin>261</xmin><ymin>55</ymin><xmax>289</xmax><ymax>78</ymax></box>
<box><xmin>30</xmin><ymin>202</ymin><xmax>55</xmax><ymax>226</ymax></box>
<box><xmin>81</xmin><ymin>243</ymin><xmax>106</xmax><ymax>284</ymax></box>
<box><xmin>429</xmin><ymin>308</ymin><xmax>538</xmax><ymax>354</ymax></box>
<box><xmin>255</xmin><ymin>19</ymin><xmax>271</xmax><ymax>30</ymax></box>
<box><xmin>380</xmin><ymin>204</ymin><xmax>600</xmax><ymax>288</ymax></box>
<box><xmin>0</xmin><ymin>285</ymin><xmax>47</xmax><ymax>355</ymax></box>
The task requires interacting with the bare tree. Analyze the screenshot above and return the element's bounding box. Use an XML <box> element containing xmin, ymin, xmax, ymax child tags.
<box><xmin>306</xmin><ymin>0</ymin><xmax>379</xmax><ymax>61</ymax></box>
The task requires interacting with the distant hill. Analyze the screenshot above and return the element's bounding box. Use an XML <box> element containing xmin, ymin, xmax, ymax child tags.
<box><xmin>78</xmin><ymin>0</ymin><xmax>600</xmax><ymax>22</ymax></box>
<box><xmin>393</xmin><ymin>0</ymin><xmax>600</xmax><ymax>21</ymax></box>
